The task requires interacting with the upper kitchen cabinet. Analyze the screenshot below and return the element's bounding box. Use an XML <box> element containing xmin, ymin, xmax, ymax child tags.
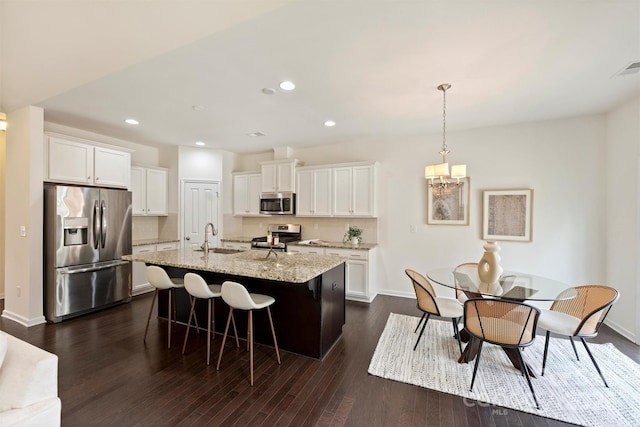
<box><xmin>233</xmin><ymin>171</ymin><xmax>262</xmax><ymax>216</ymax></box>
<box><xmin>332</xmin><ymin>162</ymin><xmax>378</xmax><ymax>217</ymax></box>
<box><xmin>131</xmin><ymin>166</ymin><xmax>168</xmax><ymax>216</ymax></box>
<box><xmin>260</xmin><ymin>159</ymin><xmax>300</xmax><ymax>193</ymax></box>
<box><xmin>46</xmin><ymin>134</ymin><xmax>131</xmax><ymax>189</ymax></box>
<box><xmin>296</xmin><ymin>167</ymin><xmax>332</xmax><ymax>217</ymax></box>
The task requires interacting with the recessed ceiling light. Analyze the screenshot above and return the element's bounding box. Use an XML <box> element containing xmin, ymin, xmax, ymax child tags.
<box><xmin>125</xmin><ymin>118</ymin><xmax>139</xmax><ymax>125</ymax></box>
<box><xmin>195</xmin><ymin>141</ymin><xmax>205</xmax><ymax>146</ymax></box>
<box><xmin>324</xmin><ymin>120</ymin><xmax>336</xmax><ymax>127</ymax></box>
<box><xmin>247</xmin><ymin>132</ymin><xmax>266</xmax><ymax>137</ymax></box>
<box><xmin>279</xmin><ymin>81</ymin><xmax>296</xmax><ymax>91</ymax></box>
<box><xmin>262</xmin><ymin>88</ymin><xmax>276</xmax><ymax>95</ymax></box>
<box><xmin>192</xmin><ymin>105</ymin><xmax>205</xmax><ymax>111</ymax></box>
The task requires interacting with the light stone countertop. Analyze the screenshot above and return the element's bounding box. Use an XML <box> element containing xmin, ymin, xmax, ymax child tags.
<box><xmin>133</xmin><ymin>238</ymin><xmax>180</xmax><ymax>247</ymax></box>
<box><xmin>123</xmin><ymin>248</ymin><xmax>346</xmax><ymax>284</ymax></box>
<box><xmin>289</xmin><ymin>240</ymin><xmax>377</xmax><ymax>251</ymax></box>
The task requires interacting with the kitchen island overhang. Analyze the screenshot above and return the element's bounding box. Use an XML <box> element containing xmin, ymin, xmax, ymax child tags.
<box><xmin>124</xmin><ymin>249</ymin><xmax>347</xmax><ymax>359</ymax></box>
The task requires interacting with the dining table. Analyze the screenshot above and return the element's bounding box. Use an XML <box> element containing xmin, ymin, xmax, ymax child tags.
<box><xmin>426</xmin><ymin>266</ymin><xmax>578</xmax><ymax>377</ymax></box>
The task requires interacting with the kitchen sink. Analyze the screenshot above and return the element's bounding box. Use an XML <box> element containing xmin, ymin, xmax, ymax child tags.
<box><xmin>193</xmin><ymin>247</ymin><xmax>243</xmax><ymax>254</ymax></box>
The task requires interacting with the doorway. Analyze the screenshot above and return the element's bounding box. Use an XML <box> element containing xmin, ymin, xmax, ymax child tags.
<box><xmin>182</xmin><ymin>180</ymin><xmax>220</xmax><ymax>249</ymax></box>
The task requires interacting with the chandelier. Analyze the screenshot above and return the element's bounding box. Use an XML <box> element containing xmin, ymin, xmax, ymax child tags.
<box><xmin>425</xmin><ymin>83</ymin><xmax>466</xmax><ymax>188</ymax></box>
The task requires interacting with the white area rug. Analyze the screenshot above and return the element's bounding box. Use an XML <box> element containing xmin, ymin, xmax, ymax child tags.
<box><xmin>368</xmin><ymin>313</ymin><xmax>640</xmax><ymax>426</ymax></box>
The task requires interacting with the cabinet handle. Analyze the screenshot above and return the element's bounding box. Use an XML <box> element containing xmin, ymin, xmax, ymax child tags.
<box><xmin>96</xmin><ymin>177</ymin><xmax>99</xmax><ymax>181</ymax></box>
<box><xmin>87</xmin><ymin>176</ymin><xmax>91</xmax><ymax>181</ymax></box>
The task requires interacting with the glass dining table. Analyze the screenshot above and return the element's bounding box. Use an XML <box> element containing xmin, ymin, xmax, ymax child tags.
<box><xmin>426</xmin><ymin>266</ymin><xmax>578</xmax><ymax>377</ymax></box>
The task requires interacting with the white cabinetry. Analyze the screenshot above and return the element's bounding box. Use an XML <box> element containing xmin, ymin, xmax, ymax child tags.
<box><xmin>288</xmin><ymin>245</ymin><xmax>377</xmax><ymax>302</ymax></box>
<box><xmin>332</xmin><ymin>163</ymin><xmax>377</xmax><ymax>217</ymax></box>
<box><xmin>221</xmin><ymin>241</ymin><xmax>251</xmax><ymax>250</ymax></box>
<box><xmin>232</xmin><ymin>172</ymin><xmax>262</xmax><ymax>216</ymax></box>
<box><xmin>131</xmin><ymin>166</ymin><xmax>168</xmax><ymax>216</ymax></box>
<box><xmin>260</xmin><ymin>159</ymin><xmax>300</xmax><ymax>193</ymax></box>
<box><xmin>131</xmin><ymin>242</ymin><xmax>178</xmax><ymax>295</ymax></box>
<box><xmin>46</xmin><ymin>135</ymin><xmax>130</xmax><ymax>188</ymax></box>
<box><xmin>296</xmin><ymin>167</ymin><xmax>332</xmax><ymax>217</ymax></box>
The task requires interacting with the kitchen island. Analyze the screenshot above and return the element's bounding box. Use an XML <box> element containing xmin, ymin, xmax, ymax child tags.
<box><xmin>124</xmin><ymin>248</ymin><xmax>346</xmax><ymax>359</ymax></box>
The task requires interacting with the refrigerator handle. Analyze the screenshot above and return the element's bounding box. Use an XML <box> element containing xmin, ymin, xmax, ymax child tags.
<box><xmin>100</xmin><ymin>200</ymin><xmax>107</xmax><ymax>248</ymax></box>
<box><xmin>93</xmin><ymin>201</ymin><xmax>100</xmax><ymax>249</ymax></box>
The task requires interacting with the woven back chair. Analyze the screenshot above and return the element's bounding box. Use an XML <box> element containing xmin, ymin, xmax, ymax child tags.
<box><xmin>453</xmin><ymin>262</ymin><xmax>478</xmax><ymax>303</ymax></box>
<box><xmin>464</xmin><ymin>298</ymin><xmax>541</xmax><ymax>408</ymax></box>
<box><xmin>405</xmin><ymin>269</ymin><xmax>463</xmax><ymax>354</ymax></box>
<box><xmin>539</xmin><ymin>285</ymin><xmax>619</xmax><ymax>387</ymax></box>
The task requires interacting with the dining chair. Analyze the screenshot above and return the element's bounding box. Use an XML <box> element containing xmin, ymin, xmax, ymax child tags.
<box><xmin>453</xmin><ymin>262</ymin><xmax>478</xmax><ymax>303</ymax></box>
<box><xmin>217</xmin><ymin>281</ymin><xmax>281</xmax><ymax>386</ymax></box>
<box><xmin>405</xmin><ymin>269</ymin><xmax>463</xmax><ymax>354</ymax></box>
<box><xmin>464</xmin><ymin>298</ymin><xmax>541</xmax><ymax>408</ymax></box>
<box><xmin>538</xmin><ymin>285</ymin><xmax>619</xmax><ymax>387</ymax></box>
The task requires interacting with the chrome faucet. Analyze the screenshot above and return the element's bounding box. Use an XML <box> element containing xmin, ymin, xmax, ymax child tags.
<box><xmin>200</xmin><ymin>222</ymin><xmax>217</xmax><ymax>252</ymax></box>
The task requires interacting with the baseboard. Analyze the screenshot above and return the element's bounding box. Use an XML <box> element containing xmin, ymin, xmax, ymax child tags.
<box><xmin>604</xmin><ymin>318</ymin><xmax>637</xmax><ymax>344</ymax></box>
<box><xmin>1</xmin><ymin>310</ymin><xmax>47</xmax><ymax>327</ymax></box>
<box><xmin>132</xmin><ymin>283</ymin><xmax>154</xmax><ymax>296</ymax></box>
<box><xmin>376</xmin><ymin>289</ymin><xmax>416</xmax><ymax>299</ymax></box>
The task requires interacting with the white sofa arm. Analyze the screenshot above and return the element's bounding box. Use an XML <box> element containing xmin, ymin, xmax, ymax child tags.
<box><xmin>0</xmin><ymin>331</ymin><xmax>61</xmax><ymax>426</ymax></box>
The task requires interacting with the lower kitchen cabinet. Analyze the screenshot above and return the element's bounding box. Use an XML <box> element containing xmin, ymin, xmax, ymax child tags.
<box><xmin>289</xmin><ymin>245</ymin><xmax>377</xmax><ymax>302</ymax></box>
<box><xmin>221</xmin><ymin>241</ymin><xmax>251</xmax><ymax>250</ymax></box>
<box><xmin>131</xmin><ymin>242</ymin><xmax>178</xmax><ymax>295</ymax></box>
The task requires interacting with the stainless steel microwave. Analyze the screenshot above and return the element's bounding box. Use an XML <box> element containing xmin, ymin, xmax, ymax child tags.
<box><xmin>259</xmin><ymin>192</ymin><xmax>295</xmax><ymax>215</ymax></box>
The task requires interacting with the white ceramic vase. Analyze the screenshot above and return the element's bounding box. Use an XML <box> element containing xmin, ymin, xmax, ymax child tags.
<box><xmin>350</xmin><ymin>237</ymin><xmax>360</xmax><ymax>246</ymax></box>
<box><xmin>477</xmin><ymin>241</ymin><xmax>503</xmax><ymax>286</ymax></box>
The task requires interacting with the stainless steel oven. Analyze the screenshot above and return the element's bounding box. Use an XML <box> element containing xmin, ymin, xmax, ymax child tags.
<box><xmin>259</xmin><ymin>192</ymin><xmax>295</xmax><ymax>215</ymax></box>
<box><xmin>251</xmin><ymin>224</ymin><xmax>301</xmax><ymax>252</ymax></box>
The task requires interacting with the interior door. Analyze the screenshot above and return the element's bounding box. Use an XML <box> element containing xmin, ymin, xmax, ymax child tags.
<box><xmin>183</xmin><ymin>181</ymin><xmax>220</xmax><ymax>249</ymax></box>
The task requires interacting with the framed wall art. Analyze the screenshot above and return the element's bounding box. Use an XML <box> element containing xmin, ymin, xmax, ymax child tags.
<box><xmin>427</xmin><ymin>177</ymin><xmax>470</xmax><ymax>225</ymax></box>
<box><xmin>482</xmin><ymin>189</ymin><xmax>533</xmax><ymax>242</ymax></box>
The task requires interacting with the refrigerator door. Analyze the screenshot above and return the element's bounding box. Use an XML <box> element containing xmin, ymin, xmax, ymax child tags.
<box><xmin>46</xmin><ymin>260</ymin><xmax>132</xmax><ymax>322</ymax></box>
<box><xmin>98</xmin><ymin>188</ymin><xmax>132</xmax><ymax>262</ymax></box>
<box><xmin>45</xmin><ymin>184</ymin><xmax>100</xmax><ymax>268</ymax></box>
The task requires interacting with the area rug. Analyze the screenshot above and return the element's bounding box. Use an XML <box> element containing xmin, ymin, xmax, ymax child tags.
<box><xmin>368</xmin><ymin>313</ymin><xmax>640</xmax><ymax>426</ymax></box>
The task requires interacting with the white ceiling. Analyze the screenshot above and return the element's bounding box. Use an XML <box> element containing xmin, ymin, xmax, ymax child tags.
<box><xmin>2</xmin><ymin>1</ymin><xmax>639</xmax><ymax>154</ymax></box>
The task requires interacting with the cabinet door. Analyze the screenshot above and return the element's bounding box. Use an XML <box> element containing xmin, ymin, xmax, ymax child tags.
<box><xmin>47</xmin><ymin>137</ymin><xmax>94</xmax><ymax>185</ymax></box>
<box><xmin>233</xmin><ymin>174</ymin><xmax>250</xmax><ymax>215</ymax></box>
<box><xmin>145</xmin><ymin>168</ymin><xmax>168</xmax><ymax>215</ymax></box>
<box><xmin>130</xmin><ymin>167</ymin><xmax>146</xmax><ymax>216</ymax></box>
<box><xmin>332</xmin><ymin>167</ymin><xmax>353</xmax><ymax>216</ymax></box>
<box><xmin>276</xmin><ymin>162</ymin><xmax>295</xmax><ymax>192</ymax></box>
<box><xmin>288</xmin><ymin>246</ymin><xmax>325</xmax><ymax>255</ymax></box>
<box><xmin>94</xmin><ymin>146</ymin><xmax>130</xmax><ymax>188</ymax></box>
<box><xmin>296</xmin><ymin>170</ymin><xmax>314</xmax><ymax>216</ymax></box>
<box><xmin>261</xmin><ymin>164</ymin><xmax>277</xmax><ymax>192</ymax></box>
<box><xmin>156</xmin><ymin>242</ymin><xmax>178</xmax><ymax>251</ymax></box>
<box><xmin>222</xmin><ymin>241</ymin><xmax>251</xmax><ymax>250</ymax></box>
<box><xmin>352</xmin><ymin>165</ymin><xmax>375</xmax><ymax>216</ymax></box>
<box><xmin>247</xmin><ymin>174</ymin><xmax>262</xmax><ymax>215</ymax></box>
<box><xmin>131</xmin><ymin>244</ymin><xmax>156</xmax><ymax>295</ymax></box>
<box><xmin>344</xmin><ymin>260</ymin><xmax>368</xmax><ymax>298</ymax></box>
<box><xmin>313</xmin><ymin>168</ymin><xmax>332</xmax><ymax>216</ymax></box>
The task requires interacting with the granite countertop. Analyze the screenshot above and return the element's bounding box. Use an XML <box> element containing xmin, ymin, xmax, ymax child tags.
<box><xmin>133</xmin><ymin>238</ymin><xmax>180</xmax><ymax>247</ymax></box>
<box><xmin>220</xmin><ymin>236</ymin><xmax>254</xmax><ymax>243</ymax></box>
<box><xmin>289</xmin><ymin>240</ymin><xmax>377</xmax><ymax>251</ymax></box>
<box><xmin>123</xmin><ymin>248</ymin><xmax>346</xmax><ymax>284</ymax></box>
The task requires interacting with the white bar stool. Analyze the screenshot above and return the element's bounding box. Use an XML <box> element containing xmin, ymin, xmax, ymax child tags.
<box><xmin>216</xmin><ymin>281</ymin><xmax>281</xmax><ymax>386</ymax></box>
<box><xmin>144</xmin><ymin>265</ymin><xmax>195</xmax><ymax>348</ymax></box>
<box><xmin>182</xmin><ymin>272</ymin><xmax>239</xmax><ymax>365</ymax></box>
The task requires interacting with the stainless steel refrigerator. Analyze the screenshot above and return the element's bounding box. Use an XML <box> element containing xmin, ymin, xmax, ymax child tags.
<box><xmin>44</xmin><ymin>184</ymin><xmax>132</xmax><ymax>322</ymax></box>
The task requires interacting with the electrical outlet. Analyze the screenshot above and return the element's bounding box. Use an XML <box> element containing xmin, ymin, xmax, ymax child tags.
<box><xmin>17</xmin><ymin>285</ymin><xmax>21</xmax><ymax>297</ymax></box>
<box><xmin>345</xmin><ymin>223</ymin><xmax>350</xmax><ymax>231</ymax></box>
<box><xmin>410</xmin><ymin>225</ymin><xmax>418</xmax><ymax>233</ymax></box>
<box><xmin>19</xmin><ymin>225</ymin><xmax>26</xmax><ymax>237</ymax></box>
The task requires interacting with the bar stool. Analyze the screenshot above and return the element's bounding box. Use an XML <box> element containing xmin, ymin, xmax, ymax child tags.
<box><xmin>216</xmin><ymin>281</ymin><xmax>281</xmax><ymax>386</ymax></box>
<box><xmin>182</xmin><ymin>272</ymin><xmax>239</xmax><ymax>365</ymax></box>
<box><xmin>144</xmin><ymin>265</ymin><xmax>190</xmax><ymax>348</ymax></box>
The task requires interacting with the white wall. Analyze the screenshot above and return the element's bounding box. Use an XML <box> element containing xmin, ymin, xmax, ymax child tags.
<box><xmin>231</xmin><ymin>115</ymin><xmax>607</xmax><ymax>307</ymax></box>
<box><xmin>0</xmin><ymin>128</ymin><xmax>5</xmax><ymax>299</ymax></box>
<box><xmin>605</xmin><ymin>95</ymin><xmax>640</xmax><ymax>342</ymax></box>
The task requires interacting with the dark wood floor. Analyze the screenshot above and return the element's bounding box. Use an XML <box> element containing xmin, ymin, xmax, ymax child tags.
<box><xmin>1</xmin><ymin>294</ymin><xmax>638</xmax><ymax>427</ymax></box>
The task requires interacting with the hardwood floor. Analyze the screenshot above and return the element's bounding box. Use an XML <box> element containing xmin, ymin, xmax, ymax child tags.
<box><xmin>1</xmin><ymin>294</ymin><xmax>638</xmax><ymax>427</ymax></box>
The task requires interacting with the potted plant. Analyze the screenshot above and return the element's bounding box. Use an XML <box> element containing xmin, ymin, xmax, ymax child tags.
<box><xmin>343</xmin><ymin>226</ymin><xmax>363</xmax><ymax>246</ymax></box>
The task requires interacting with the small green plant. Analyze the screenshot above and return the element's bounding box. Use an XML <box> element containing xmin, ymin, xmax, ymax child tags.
<box><xmin>343</xmin><ymin>226</ymin><xmax>363</xmax><ymax>243</ymax></box>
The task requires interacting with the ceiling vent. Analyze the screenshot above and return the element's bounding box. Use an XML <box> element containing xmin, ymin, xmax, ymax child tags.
<box><xmin>614</xmin><ymin>61</ymin><xmax>640</xmax><ymax>77</ymax></box>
